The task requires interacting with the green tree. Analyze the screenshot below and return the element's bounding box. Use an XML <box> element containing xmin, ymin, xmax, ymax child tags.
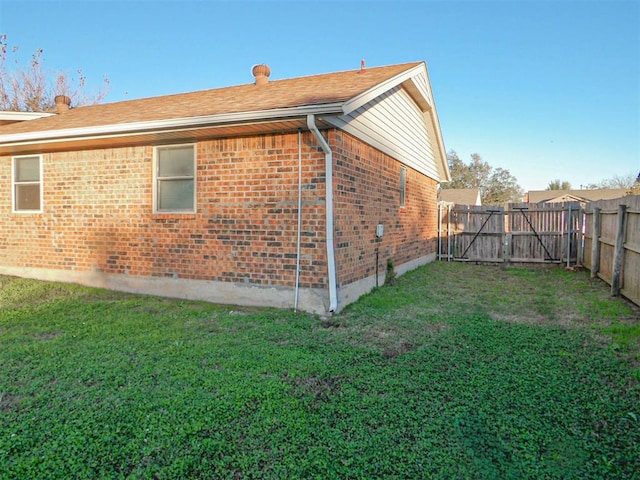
<box><xmin>0</xmin><ymin>34</ymin><xmax>109</xmax><ymax>112</ymax></box>
<box><xmin>547</xmin><ymin>179</ymin><xmax>572</xmax><ymax>190</ymax></box>
<box><xmin>442</xmin><ymin>150</ymin><xmax>523</xmax><ymax>204</ymax></box>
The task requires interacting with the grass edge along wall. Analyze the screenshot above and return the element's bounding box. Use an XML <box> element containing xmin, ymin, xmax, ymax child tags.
<box><xmin>0</xmin><ymin>129</ymin><xmax>439</xmax><ymax>314</ymax></box>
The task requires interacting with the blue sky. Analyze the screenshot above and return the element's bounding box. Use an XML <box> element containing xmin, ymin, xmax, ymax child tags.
<box><xmin>1</xmin><ymin>0</ymin><xmax>638</xmax><ymax>191</ymax></box>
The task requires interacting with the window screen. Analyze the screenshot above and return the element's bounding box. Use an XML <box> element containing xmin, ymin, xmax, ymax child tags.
<box><xmin>156</xmin><ymin>145</ymin><xmax>195</xmax><ymax>212</ymax></box>
<box><xmin>13</xmin><ymin>156</ymin><xmax>41</xmax><ymax>211</ymax></box>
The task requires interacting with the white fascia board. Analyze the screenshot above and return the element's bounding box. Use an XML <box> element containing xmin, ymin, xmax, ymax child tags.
<box><xmin>426</xmin><ymin>107</ymin><xmax>450</xmax><ymax>182</ymax></box>
<box><xmin>420</xmin><ymin>63</ymin><xmax>450</xmax><ymax>182</ymax></box>
<box><xmin>341</xmin><ymin>63</ymin><xmax>426</xmax><ymax>116</ymax></box>
<box><xmin>0</xmin><ymin>103</ymin><xmax>344</xmax><ymax>145</ymax></box>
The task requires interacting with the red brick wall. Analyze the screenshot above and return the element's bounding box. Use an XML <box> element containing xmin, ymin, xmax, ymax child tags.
<box><xmin>331</xmin><ymin>130</ymin><xmax>438</xmax><ymax>287</ymax></box>
<box><xmin>0</xmin><ymin>129</ymin><xmax>438</xmax><ymax>299</ymax></box>
<box><xmin>0</xmin><ymin>133</ymin><xmax>328</xmax><ymax>289</ymax></box>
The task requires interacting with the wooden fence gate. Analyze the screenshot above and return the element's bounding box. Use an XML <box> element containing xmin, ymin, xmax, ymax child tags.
<box><xmin>437</xmin><ymin>202</ymin><xmax>584</xmax><ymax>265</ymax></box>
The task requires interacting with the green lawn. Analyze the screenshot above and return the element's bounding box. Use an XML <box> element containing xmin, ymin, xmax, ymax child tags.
<box><xmin>1</xmin><ymin>263</ymin><xmax>638</xmax><ymax>479</ymax></box>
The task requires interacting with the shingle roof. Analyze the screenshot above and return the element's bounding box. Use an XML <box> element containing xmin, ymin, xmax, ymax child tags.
<box><xmin>527</xmin><ymin>189</ymin><xmax>628</xmax><ymax>203</ymax></box>
<box><xmin>0</xmin><ymin>62</ymin><xmax>422</xmax><ymax>135</ymax></box>
<box><xmin>438</xmin><ymin>188</ymin><xmax>481</xmax><ymax>205</ymax></box>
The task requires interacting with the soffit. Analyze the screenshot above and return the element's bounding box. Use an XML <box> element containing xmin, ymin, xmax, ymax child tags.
<box><xmin>0</xmin><ymin>118</ymin><xmax>326</xmax><ymax>156</ymax></box>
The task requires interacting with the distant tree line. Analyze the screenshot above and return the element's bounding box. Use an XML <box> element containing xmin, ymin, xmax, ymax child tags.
<box><xmin>441</xmin><ymin>149</ymin><xmax>638</xmax><ymax>205</ymax></box>
<box><xmin>441</xmin><ymin>150</ymin><xmax>523</xmax><ymax>205</ymax></box>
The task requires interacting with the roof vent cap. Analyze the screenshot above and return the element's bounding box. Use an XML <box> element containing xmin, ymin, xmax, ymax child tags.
<box><xmin>54</xmin><ymin>95</ymin><xmax>71</xmax><ymax>113</ymax></box>
<box><xmin>252</xmin><ymin>64</ymin><xmax>271</xmax><ymax>86</ymax></box>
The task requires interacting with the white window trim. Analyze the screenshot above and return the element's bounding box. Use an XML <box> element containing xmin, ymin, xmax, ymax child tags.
<box><xmin>12</xmin><ymin>154</ymin><xmax>43</xmax><ymax>213</ymax></box>
<box><xmin>153</xmin><ymin>143</ymin><xmax>197</xmax><ymax>214</ymax></box>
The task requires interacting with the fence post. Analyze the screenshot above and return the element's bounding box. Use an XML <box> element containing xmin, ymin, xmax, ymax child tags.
<box><xmin>577</xmin><ymin>208</ymin><xmax>584</xmax><ymax>266</ymax></box>
<box><xmin>566</xmin><ymin>204</ymin><xmax>572</xmax><ymax>267</ymax></box>
<box><xmin>437</xmin><ymin>204</ymin><xmax>442</xmax><ymax>260</ymax></box>
<box><xmin>447</xmin><ymin>205</ymin><xmax>452</xmax><ymax>261</ymax></box>
<box><xmin>590</xmin><ymin>207</ymin><xmax>601</xmax><ymax>278</ymax></box>
<box><xmin>504</xmin><ymin>206</ymin><xmax>510</xmax><ymax>263</ymax></box>
<box><xmin>611</xmin><ymin>204</ymin><xmax>627</xmax><ymax>296</ymax></box>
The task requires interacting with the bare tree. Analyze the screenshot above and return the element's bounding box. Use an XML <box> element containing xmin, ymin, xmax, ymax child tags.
<box><xmin>598</xmin><ymin>172</ymin><xmax>638</xmax><ymax>189</ymax></box>
<box><xmin>0</xmin><ymin>35</ymin><xmax>109</xmax><ymax>112</ymax></box>
<box><xmin>582</xmin><ymin>172</ymin><xmax>638</xmax><ymax>190</ymax></box>
<box><xmin>627</xmin><ymin>172</ymin><xmax>640</xmax><ymax>195</ymax></box>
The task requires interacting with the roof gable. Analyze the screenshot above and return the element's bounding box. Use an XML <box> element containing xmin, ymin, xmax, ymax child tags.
<box><xmin>324</xmin><ymin>63</ymin><xmax>449</xmax><ymax>182</ymax></box>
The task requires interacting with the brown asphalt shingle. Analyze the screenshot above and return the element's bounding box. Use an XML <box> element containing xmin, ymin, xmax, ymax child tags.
<box><xmin>0</xmin><ymin>62</ymin><xmax>422</xmax><ymax>135</ymax></box>
<box><xmin>438</xmin><ymin>188</ymin><xmax>481</xmax><ymax>205</ymax></box>
<box><xmin>527</xmin><ymin>189</ymin><xmax>629</xmax><ymax>203</ymax></box>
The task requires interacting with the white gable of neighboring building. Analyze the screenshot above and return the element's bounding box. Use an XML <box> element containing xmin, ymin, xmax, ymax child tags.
<box><xmin>546</xmin><ymin>194</ymin><xmax>584</xmax><ymax>203</ymax></box>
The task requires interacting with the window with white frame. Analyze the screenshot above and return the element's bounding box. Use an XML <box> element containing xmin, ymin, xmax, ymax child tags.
<box><xmin>154</xmin><ymin>145</ymin><xmax>196</xmax><ymax>212</ymax></box>
<box><xmin>399</xmin><ymin>166</ymin><xmax>406</xmax><ymax>208</ymax></box>
<box><xmin>13</xmin><ymin>155</ymin><xmax>42</xmax><ymax>212</ymax></box>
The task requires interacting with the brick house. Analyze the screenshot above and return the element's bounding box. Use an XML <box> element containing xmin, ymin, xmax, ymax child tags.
<box><xmin>0</xmin><ymin>61</ymin><xmax>449</xmax><ymax>315</ymax></box>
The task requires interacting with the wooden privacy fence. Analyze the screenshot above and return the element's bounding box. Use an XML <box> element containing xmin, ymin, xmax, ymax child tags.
<box><xmin>438</xmin><ymin>202</ymin><xmax>583</xmax><ymax>265</ymax></box>
<box><xmin>584</xmin><ymin>195</ymin><xmax>640</xmax><ymax>307</ymax></box>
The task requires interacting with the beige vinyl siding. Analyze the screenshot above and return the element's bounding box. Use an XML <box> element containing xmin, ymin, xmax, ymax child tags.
<box><xmin>326</xmin><ymin>85</ymin><xmax>440</xmax><ymax>181</ymax></box>
<box><xmin>422</xmin><ymin>110</ymin><xmax>447</xmax><ymax>181</ymax></box>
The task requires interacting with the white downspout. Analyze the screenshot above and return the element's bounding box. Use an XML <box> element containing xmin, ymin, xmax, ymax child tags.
<box><xmin>307</xmin><ymin>114</ymin><xmax>338</xmax><ymax>312</ymax></box>
<box><xmin>294</xmin><ymin>130</ymin><xmax>302</xmax><ymax>311</ymax></box>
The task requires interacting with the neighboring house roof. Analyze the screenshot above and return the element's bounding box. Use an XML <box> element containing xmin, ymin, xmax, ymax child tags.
<box><xmin>438</xmin><ymin>188</ymin><xmax>482</xmax><ymax>205</ymax></box>
<box><xmin>0</xmin><ymin>61</ymin><xmax>450</xmax><ymax>182</ymax></box>
<box><xmin>0</xmin><ymin>111</ymin><xmax>54</xmax><ymax>126</ymax></box>
<box><xmin>527</xmin><ymin>189</ymin><xmax>628</xmax><ymax>203</ymax></box>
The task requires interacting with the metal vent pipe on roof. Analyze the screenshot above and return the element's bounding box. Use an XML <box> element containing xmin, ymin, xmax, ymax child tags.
<box><xmin>54</xmin><ymin>95</ymin><xmax>71</xmax><ymax>113</ymax></box>
<box><xmin>252</xmin><ymin>64</ymin><xmax>271</xmax><ymax>86</ymax></box>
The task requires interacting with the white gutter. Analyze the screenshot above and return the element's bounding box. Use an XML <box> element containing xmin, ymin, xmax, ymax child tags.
<box><xmin>307</xmin><ymin>114</ymin><xmax>338</xmax><ymax>313</ymax></box>
<box><xmin>0</xmin><ymin>103</ymin><xmax>345</xmax><ymax>145</ymax></box>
